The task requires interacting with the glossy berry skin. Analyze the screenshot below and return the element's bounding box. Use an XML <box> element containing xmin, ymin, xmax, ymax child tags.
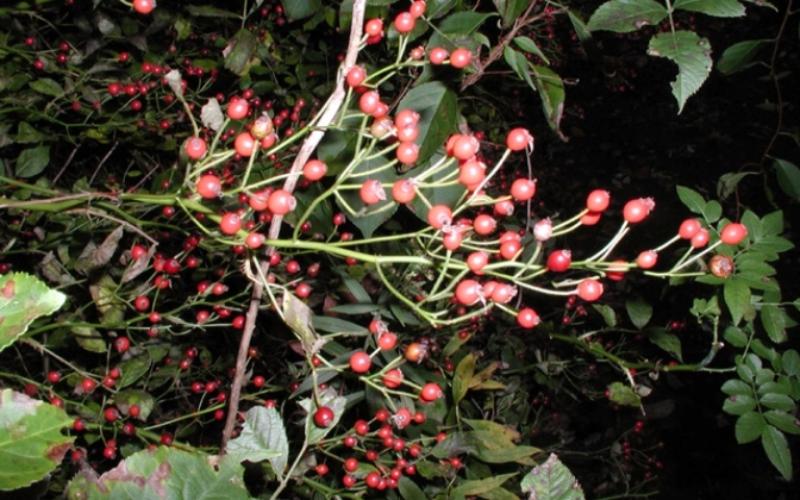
<box><xmin>234</xmin><ymin>132</ymin><xmax>256</xmax><ymax>157</ymax></box>
<box><xmin>349</xmin><ymin>351</ymin><xmax>372</xmax><ymax>373</ymax></box>
<box><xmin>132</xmin><ymin>0</ymin><xmax>155</xmax><ymax>14</ymax></box>
<box><xmin>449</xmin><ymin>48</ymin><xmax>472</xmax><ymax>69</ymax></box>
<box><xmin>184</xmin><ymin>137</ymin><xmax>207</xmax><ymax>160</ymax></box>
<box><xmin>410</xmin><ymin>0</ymin><xmax>426</xmax><ymax>17</ymax></box>
<box><xmin>227</xmin><ymin>97</ymin><xmax>249</xmax><ymax>120</ymax></box>
<box><xmin>314</xmin><ymin>406</ymin><xmax>335</xmax><ymax>428</ymax></box>
<box><xmin>103</xmin><ymin>407</ymin><xmax>119</xmax><ymax>422</ymax></box>
<box><xmin>459</xmin><ymin>159</ymin><xmax>485</xmax><ymax>187</ymax></box>
<box><xmin>623</xmin><ymin>198</ymin><xmax>654</xmax><ymax>224</ymax></box>
<box><xmin>383</xmin><ymin>368</ymin><xmax>404</xmax><ymax>388</ymax></box>
<box><xmin>396</xmin><ymin>125</ymin><xmax>420</xmax><ymax>143</ymax></box>
<box><xmin>467</xmin><ymin>251</ymin><xmax>489</xmax><ymax>274</ymax></box>
<box><xmin>517</xmin><ymin>307</ymin><xmax>541</xmax><ymax>329</ymax></box>
<box><xmin>510</xmin><ymin>178</ymin><xmax>536</xmax><ymax>201</ymax></box>
<box><xmin>586</xmin><ymin>189</ymin><xmax>611</xmax><ymax>212</ymax></box>
<box><xmin>219</xmin><ymin>212</ymin><xmax>242</xmax><ymax>235</ymax></box>
<box><xmin>196</xmin><ymin>174</ymin><xmax>221</xmax><ymax>199</ymax></box>
<box><xmin>346</xmin><ymin>66</ymin><xmax>367</xmax><ymax>87</ymax></box>
<box><xmin>268</xmin><ymin>189</ymin><xmax>296</xmax><ymax>215</ymax></box>
<box><xmin>134</xmin><ymin>295</ymin><xmax>150</xmax><ymax>312</ymax></box>
<box><xmin>419</xmin><ymin>383</ymin><xmax>443</xmax><ymax>402</ymax></box>
<box><xmin>636</xmin><ymin>250</ymin><xmax>658</xmax><ymax>269</ymax></box>
<box><xmin>547</xmin><ymin>250</ymin><xmax>572</xmax><ymax>272</ymax></box>
<box><xmin>720</xmin><ymin>223</ymin><xmax>748</xmax><ymax>245</ymax></box>
<box><xmin>506</xmin><ymin>128</ymin><xmax>534</xmax><ymax>151</ymax></box>
<box><xmin>499</xmin><ymin>240</ymin><xmax>521</xmax><ymax>260</ymax></box>
<box><xmin>427</xmin><ymin>205</ymin><xmax>452</xmax><ymax>229</ymax></box>
<box><xmin>360</xmin><ymin>179</ymin><xmax>386</xmax><ymax>205</ymax></box>
<box><xmin>365</xmin><ymin>18</ymin><xmax>384</xmax><ymax>37</ymax></box>
<box><xmin>392</xmin><ymin>179</ymin><xmax>416</xmax><ymax>204</ymax></box>
<box><xmin>303</xmin><ymin>159</ymin><xmax>327</xmax><ymax>181</ymax></box>
<box><xmin>455</xmin><ymin>279</ymin><xmax>482</xmax><ymax>306</ymax></box>
<box><xmin>359</xmin><ymin>91</ymin><xmax>380</xmax><ymax>115</ymax></box>
<box><xmin>394</xmin><ymin>12</ymin><xmax>416</xmax><ymax>33</ymax></box>
<box><xmin>396</xmin><ymin>142</ymin><xmax>419</xmax><ymax>165</ymax></box>
<box><xmin>473</xmin><ymin>214</ymin><xmax>496</xmax><ymax>235</ymax></box>
<box><xmin>429</xmin><ymin>47</ymin><xmax>449</xmax><ymax>65</ymax></box>
<box><xmin>678</xmin><ymin>218</ymin><xmax>702</xmax><ymax>239</ymax></box>
<box><xmin>691</xmin><ymin>228</ymin><xmax>710</xmax><ymax>248</ymax></box>
<box><xmin>577</xmin><ymin>279</ymin><xmax>604</xmax><ymax>302</ymax></box>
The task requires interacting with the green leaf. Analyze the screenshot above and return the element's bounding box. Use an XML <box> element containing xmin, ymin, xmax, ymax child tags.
<box><xmin>647</xmin><ymin>30</ymin><xmax>713</xmax><ymax>113</ymax></box>
<box><xmin>227</xmin><ymin>407</ymin><xmax>289</xmax><ymax>478</ymax></box>
<box><xmin>16</xmin><ymin>145</ymin><xmax>50</xmax><ymax>178</ymax></box>
<box><xmin>283</xmin><ymin>291</ymin><xmax>322</xmax><ymax>355</ymax></box>
<box><xmin>647</xmin><ymin>328</ymin><xmax>683</xmax><ymax>362</ymax></box>
<box><xmin>761</xmin><ymin>425</ymin><xmax>793</xmax><ymax>480</ymax></box>
<box><xmin>0</xmin><ymin>390</ymin><xmax>74</xmax><ymax>491</ymax></box>
<box><xmin>16</xmin><ymin>122</ymin><xmax>44</xmax><ymax>144</ymax></box>
<box><xmin>185</xmin><ymin>5</ymin><xmax>241</xmax><ymax>18</ymax></box>
<box><xmin>281</xmin><ymin>0</ymin><xmax>322</xmax><ymax>21</ymax></box>
<box><xmin>764</xmin><ymin>411</ymin><xmax>800</xmax><ymax>435</ymax></box>
<box><xmin>514</xmin><ymin>36</ymin><xmax>549</xmax><ymax>64</ymax></box>
<box><xmin>724</xmin><ymin>279</ymin><xmax>751</xmax><ymax>325</ymax></box>
<box><xmin>673</xmin><ymin>0</ymin><xmax>746</xmax><ymax>17</ymax></box>
<box><xmin>723</xmin><ymin>326</ymin><xmax>748</xmax><ymax>348</ymax></box>
<box><xmin>70</xmin><ymin>326</ymin><xmax>106</xmax><ymax>353</ymax></box>
<box><xmin>451</xmin><ymin>473</ymin><xmax>517</xmax><ymax>498</ymax></box>
<box><xmin>718</xmin><ymin>40</ymin><xmax>768</xmax><ymax>75</ymax></box>
<box><xmin>300</xmin><ymin>387</ymin><xmax>346</xmax><ymax>444</ymax></box>
<box><xmin>703</xmin><ymin>200</ymin><xmax>722</xmax><ymax>222</ymax></box>
<box><xmin>453</xmin><ymin>353</ymin><xmax>476</xmax><ymax>404</ymax></box>
<box><xmin>717</xmin><ymin>171</ymin><xmax>758</xmax><ymax>199</ymax></box>
<box><xmin>587</xmin><ymin>0</ymin><xmax>668</xmax><ymax>32</ymax></box>
<box><xmin>735</xmin><ymin>411</ymin><xmax>765</xmax><ymax>443</ymax></box>
<box><xmin>115</xmin><ymin>390</ymin><xmax>155</xmax><ymax>421</ymax></box>
<box><xmin>312</xmin><ymin>315</ymin><xmax>367</xmax><ymax>334</ymax></box>
<box><xmin>723</xmin><ymin>394</ymin><xmax>755</xmax><ymax>415</ymax></box>
<box><xmin>530</xmin><ymin>65</ymin><xmax>566</xmax><ymax>138</ymax></box>
<box><xmin>0</xmin><ymin>272</ymin><xmax>66</xmax><ymax>353</ymax></box>
<box><xmin>398</xmin><ymin>476</ymin><xmax>427</xmax><ymax>500</ymax></box>
<box><xmin>224</xmin><ymin>29</ymin><xmax>258</xmax><ymax>76</ymax></box>
<box><xmin>626</xmin><ymin>297</ymin><xmax>652</xmax><ymax>329</ymax></box>
<box><xmin>592</xmin><ymin>304</ymin><xmax>617</xmax><ymax>327</ymax></box>
<box><xmin>782</xmin><ymin>350</ymin><xmax>800</xmax><ymax>377</ymax></box>
<box><xmin>504</xmin><ymin>46</ymin><xmax>535</xmax><ymax>88</ymax></box>
<box><xmin>29</xmin><ymin>78</ymin><xmax>63</xmax><ymax>97</ymax></box>
<box><xmin>66</xmin><ymin>447</ymin><xmax>250</xmax><ymax>499</ymax></box>
<box><xmin>607</xmin><ymin>382</ymin><xmax>641</xmax><ymax>407</ymax></box>
<box><xmin>520</xmin><ymin>453</ymin><xmax>585</xmax><ymax>500</ymax></box>
<box><xmin>676</xmin><ymin>185</ymin><xmax>706</xmax><ymax>214</ymax></box>
<box><xmin>568</xmin><ymin>10</ymin><xmax>592</xmax><ymax>42</ymax></box>
<box><xmin>118</xmin><ymin>354</ymin><xmax>152</xmax><ymax>388</ymax></box>
<box><xmin>761</xmin><ymin>305</ymin><xmax>787</xmax><ymax>343</ymax></box>
<box><xmin>397</xmin><ymin>82</ymin><xmax>458</xmax><ymax>165</ymax></box>
<box><xmin>760</xmin><ymin>393</ymin><xmax>795</xmax><ymax>412</ymax></box>
<box><xmin>722</xmin><ymin>379</ymin><xmax>752</xmax><ymax>396</ymax></box>
<box><xmin>500</xmin><ymin>0</ymin><xmax>529</xmax><ymax>27</ymax></box>
<box><xmin>436</xmin><ymin>11</ymin><xmax>495</xmax><ymax>37</ymax></box>
<box><xmin>774</xmin><ymin>159</ymin><xmax>800</xmax><ymax>201</ymax></box>
<box><xmin>336</xmin><ymin>155</ymin><xmax>398</xmax><ymax>238</ymax></box>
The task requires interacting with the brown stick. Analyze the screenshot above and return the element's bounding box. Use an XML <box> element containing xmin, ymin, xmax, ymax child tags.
<box><xmin>220</xmin><ymin>0</ymin><xmax>368</xmax><ymax>451</ymax></box>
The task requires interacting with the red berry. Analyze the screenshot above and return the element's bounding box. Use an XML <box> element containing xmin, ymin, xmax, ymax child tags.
<box><xmin>623</xmin><ymin>198</ymin><xmax>655</xmax><ymax>224</ymax></box>
<box><xmin>365</xmin><ymin>19</ymin><xmax>384</xmax><ymax>37</ymax></box>
<box><xmin>196</xmin><ymin>174</ymin><xmax>222</xmax><ymax>199</ymax></box>
<box><xmin>586</xmin><ymin>189</ymin><xmax>611</xmax><ymax>212</ymax></box>
<box><xmin>359</xmin><ymin>91</ymin><xmax>381</xmax><ymax>115</ymax></box>
<box><xmin>184</xmin><ymin>137</ymin><xmax>207</xmax><ymax>160</ymax></box>
<box><xmin>450</xmin><ymin>48</ymin><xmax>472</xmax><ymax>69</ymax></box>
<box><xmin>547</xmin><ymin>250</ymin><xmax>572</xmax><ymax>272</ymax></box>
<box><xmin>303</xmin><ymin>159</ymin><xmax>327</xmax><ymax>181</ymax></box>
<box><xmin>429</xmin><ymin>47</ymin><xmax>449</xmax><ymax>65</ymax></box>
<box><xmin>227</xmin><ymin>97</ymin><xmax>250</xmax><ymax>120</ymax></box>
<box><xmin>360</xmin><ymin>179</ymin><xmax>386</xmax><ymax>205</ymax></box>
<box><xmin>427</xmin><ymin>205</ymin><xmax>452</xmax><ymax>229</ymax></box>
<box><xmin>234</xmin><ymin>132</ymin><xmax>256</xmax><ymax>157</ymax></box>
<box><xmin>517</xmin><ymin>307</ymin><xmax>541</xmax><ymax>329</ymax></box>
<box><xmin>466</xmin><ymin>251</ymin><xmax>489</xmax><ymax>274</ymax></box>
<box><xmin>219</xmin><ymin>212</ymin><xmax>242</xmax><ymax>235</ymax></box>
<box><xmin>315</xmin><ymin>463</ymin><xmax>330</xmax><ymax>476</ymax></box>
<box><xmin>132</xmin><ymin>0</ymin><xmax>155</xmax><ymax>15</ymax></box>
<box><xmin>455</xmin><ymin>279</ymin><xmax>482</xmax><ymax>306</ymax></box>
<box><xmin>506</xmin><ymin>128</ymin><xmax>534</xmax><ymax>151</ymax></box>
<box><xmin>382</xmin><ymin>368</ymin><xmax>404</xmax><ymax>389</ymax></box>
<box><xmin>392</xmin><ymin>179</ymin><xmax>416</xmax><ymax>204</ymax></box>
<box><xmin>114</xmin><ymin>337</ymin><xmax>131</xmax><ymax>353</ymax></box>
<box><xmin>720</xmin><ymin>223</ymin><xmax>748</xmax><ymax>245</ymax></box>
<box><xmin>691</xmin><ymin>228</ymin><xmax>710</xmax><ymax>248</ymax></box>
<box><xmin>346</xmin><ymin>66</ymin><xmax>367</xmax><ymax>87</ymax></box>
<box><xmin>134</xmin><ymin>295</ymin><xmax>150</xmax><ymax>312</ymax></box>
<box><xmin>396</xmin><ymin>142</ymin><xmax>419</xmax><ymax>165</ymax></box>
<box><xmin>394</xmin><ymin>12</ymin><xmax>416</xmax><ymax>33</ymax></box>
<box><xmin>473</xmin><ymin>214</ymin><xmax>497</xmax><ymax>235</ymax></box>
<box><xmin>636</xmin><ymin>250</ymin><xmax>658</xmax><ymax>269</ymax></box>
<box><xmin>499</xmin><ymin>240</ymin><xmax>522</xmax><ymax>260</ymax></box>
<box><xmin>510</xmin><ymin>178</ymin><xmax>536</xmax><ymax>201</ymax></box>
<box><xmin>577</xmin><ymin>279</ymin><xmax>604</xmax><ymax>302</ymax></box>
<box><xmin>419</xmin><ymin>382</ymin><xmax>443</xmax><ymax>402</ymax></box>
<box><xmin>268</xmin><ymin>189</ymin><xmax>296</xmax><ymax>215</ymax></box>
<box><xmin>678</xmin><ymin>218</ymin><xmax>701</xmax><ymax>239</ymax></box>
<box><xmin>349</xmin><ymin>351</ymin><xmax>372</xmax><ymax>373</ymax></box>
<box><xmin>377</xmin><ymin>332</ymin><xmax>398</xmax><ymax>350</ymax></box>
<box><xmin>314</xmin><ymin>406</ymin><xmax>335</xmax><ymax>428</ymax></box>
<box><xmin>104</xmin><ymin>407</ymin><xmax>119</xmax><ymax>422</ymax></box>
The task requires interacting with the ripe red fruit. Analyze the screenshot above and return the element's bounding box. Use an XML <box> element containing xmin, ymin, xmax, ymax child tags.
<box><xmin>623</xmin><ymin>198</ymin><xmax>655</xmax><ymax>224</ymax></box>
<box><xmin>473</xmin><ymin>214</ymin><xmax>497</xmax><ymax>235</ymax></box>
<box><xmin>365</xmin><ymin>471</ymin><xmax>381</xmax><ymax>489</ymax></box>
<box><xmin>114</xmin><ymin>337</ymin><xmax>131</xmax><ymax>353</ymax></box>
<box><xmin>499</xmin><ymin>240</ymin><xmax>522</xmax><ymax>260</ymax></box>
<box><xmin>459</xmin><ymin>159</ymin><xmax>486</xmax><ymax>187</ymax></box>
<box><xmin>47</xmin><ymin>371</ymin><xmax>61</xmax><ymax>384</ymax></box>
<box><xmin>636</xmin><ymin>250</ymin><xmax>658</xmax><ymax>269</ymax></box>
<box><xmin>131</xmin><ymin>244</ymin><xmax>147</xmax><ymax>260</ymax></box>
<box><xmin>691</xmin><ymin>228</ymin><xmax>710</xmax><ymax>248</ymax></box>
<box><xmin>577</xmin><ymin>279</ymin><xmax>604</xmax><ymax>302</ymax></box>
<box><xmin>383</xmin><ymin>368</ymin><xmax>404</xmax><ymax>388</ymax></box>
<box><xmin>349</xmin><ymin>351</ymin><xmax>372</xmax><ymax>373</ymax></box>
<box><xmin>314</xmin><ymin>406</ymin><xmax>335</xmax><ymax>428</ymax></box>
<box><xmin>219</xmin><ymin>212</ymin><xmax>242</xmax><ymax>235</ymax></box>
<box><xmin>455</xmin><ymin>279</ymin><xmax>482</xmax><ymax>306</ymax></box>
<box><xmin>359</xmin><ymin>91</ymin><xmax>380</xmax><ymax>115</ymax></box>
<box><xmin>466</xmin><ymin>251</ymin><xmax>489</xmax><ymax>274</ymax></box>
<box><xmin>419</xmin><ymin>382</ymin><xmax>443</xmax><ymax>402</ymax></box>
<box><xmin>196</xmin><ymin>174</ymin><xmax>221</xmax><ymax>199</ymax></box>
<box><xmin>547</xmin><ymin>250</ymin><xmax>572</xmax><ymax>272</ymax></box>
<box><xmin>517</xmin><ymin>307</ymin><xmax>541</xmax><ymax>329</ymax></box>
<box><xmin>227</xmin><ymin>97</ymin><xmax>250</xmax><ymax>120</ymax></box>
<box><xmin>104</xmin><ymin>407</ymin><xmax>119</xmax><ymax>422</ymax></box>
<box><xmin>678</xmin><ymin>218</ymin><xmax>702</xmax><ymax>239</ymax></box>
<box><xmin>581</xmin><ymin>211</ymin><xmax>602</xmax><ymax>226</ymax></box>
<box><xmin>410</xmin><ymin>0</ymin><xmax>426</xmax><ymax>17</ymax></box>
<box><xmin>346</xmin><ymin>66</ymin><xmax>367</xmax><ymax>87</ymax></box>
<box><xmin>396</xmin><ymin>125</ymin><xmax>419</xmax><ymax>142</ymax></box>
<box><xmin>315</xmin><ymin>463</ymin><xmax>330</xmax><ymax>476</ymax></box>
<box><xmin>303</xmin><ymin>159</ymin><xmax>327</xmax><ymax>181</ymax></box>
<box><xmin>134</xmin><ymin>295</ymin><xmax>150</xmax><ymax>312</ymax></box>
<box><xmin>442</xmin><ymin>227</ymin><xmax>463</xmax><ymax>251</ymax></box>
<box><xmin>429</xmin><ymin>47</ymin><xmax>449</xmax><ymax>65</ymax></box>
<box><xmin>378</xmin><ymin>332</ymin><xmax>398</xmax><ymax>350</ymax></box>
<box><xmin>391</xmin><ymin>179</ymin><xmax>416</xmax><ymax>204</ymax></box>
<box><xmin>365</xmin><ymin>18</ymin><xmax>384</xmax><ymax>37</ymax></box>
<box><xmin>394</xmin><ymin>12</ymin><xmax>416</xmax><ymax>33</ymax></box>
<box><xmin>427</xmin><ymin>205</ymin><xmax>452</xmax><ymax>229</ymax></box>
<box><xmin>342</xmin><ymin>475</ymin><xmax>356</xmax><ymax>488</ymax></box>
<box><xmin>506</xmin><ymin>128</ymin><xmax>534</xmax><ymax>151</ymax></box>
<box><xmin>234</xmin><ymin>132</ymin><xmax>256</xmax><ymax>157</ymax></box>
<box><xmin>245</xmin><ymin>232</ymin><xmax>265</xmax><ymax>249</ymax></box>
<box><xmin>132</xmin><ymin>0</ymin><xmax>155</xmax><ymax>15</ymax></box>
<box><xmin>268</xmin><ymin>189</ymin><xmax>296</xmax><ymax>215</ymax></box>
<box><xmin>490</xmin><ymin>283</ymin><xmax>516</xmax><ymax>304</ymax></box>
<box><xmin>184</xmin><ymin>137</ymin><xmax>207</xmax><ymax>160</ymax></box>
<box><xmin>586</xmin><ymin>189</ymin><xmax>611</xmax><ymax>213</ymax></box>
<box><xmin>450</xmin><ymin>135</ymin><xmax>479</xmax><ymax>161</ymax></box>
<box><xmin>510</xmin><ymin>178</ymin><xmax>536</xmax><ymax>201</ymax></box>
<box><xmin>720</xmin><ymin>223</ymin><xmax>748</xmax><ymax>245</ymax></box>
<box><xmin>360</xmin><ymin>179</ymin><xmax>386</xmax><ymax>205</ymax></box>
<box><xmin>396</xmin><ymin>142</ymin><xmax>419</xmax><ymax>165</ymax></box>
<box><xmin>450</xmin><ymin>48</ymin><xmax>472</xmax><ymax>69</ymax></box>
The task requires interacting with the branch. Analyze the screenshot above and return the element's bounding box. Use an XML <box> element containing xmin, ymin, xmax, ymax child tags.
<box><xmin>220</xmin><ymin>0</ymin><xmax>368</xmax><ymax>451</ymax></box>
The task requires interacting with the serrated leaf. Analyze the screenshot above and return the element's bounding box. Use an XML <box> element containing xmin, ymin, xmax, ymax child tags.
<box><xmin>299</xmin><ymin>387</ymin><xmax>346</xmax><ymax>444</ymax></box>
<box><xmin>452</xmin><ymin>473</ymin><xmax>517</xmax><ymax>498</ymax></box>
<box><xmin>625</xmin><ymin>298</ymin><xmax>652</xmax><ymax>329</ymax></box>
<box><xmin>607</xmin><ymin>382</ymin><xmax>641</xmax><ymax>407</ymax></box>
<box><xmin>724</xmin><ymin>279</ymin><xmax>751</xmax><ymax>325</ymax></box>
<box><xmin>224</xmin><ymin>29</ymin><xmax>258</xmax><ymax>76</ymax></box>
<box><xmin>761</xmin><ymin>425</ymin><xmax>792</xmax><ymax>480</ymax></box>
<box><xmin>16</xmin><ymin>145</ymin><xmax>50</xmax><ymax>178</ymax></box>
<box><xmin>647</xmin><ymin>30</ymin><xmax>712</xmax><ymax>113</ymax></box>
<box><xmin>227</xmin><ymin>407</ymin><xmax>288</xmax><ymax>478</ymax></box>
<box><xmin>673</xmin><ymin>0</ymin><xmax>746</xmax><ymax>17</ymax></box>
<box><xmin>520</xmin><ymin>453</ymin><xmax>585</xmax><ymax>499</ymax></box>
<box><xmin>774</xmin><ymin>159</ymin><xmax>800</xmax><ymax>201</ymax></box>
<box><xmin>66</xmin><ymin>446</ymin><xmax>250</xmax><ymax>498</ymax></box>
<box><xmin>201</xmin><ymin>98</ymin><xmax>224</xmax><ymax>132</ymax></box>
<box><xmin>718</xmin><ymin>39</ymin><xmax>768</xmax><ymax>75</ymax></box>
<box><xmin>0</xmin><ymin>272</ymin><xmax>66</xmax><ymax>353</ymax></box>
<box><xmin>717</xmin><ymin>171</ymin><xmax>758</xmax><ymax>199</ymax></box>
<box><xmin>118</xmin><ymin>354</ymin><xmax>152</xmax><ymax>388</ymax></box>
<box><xmin>0</xmin><ymin>390</ymin><xmax>74</xmax><ymax>491</ymax></box>
<box><xmin>568</xmin><ymin>10</ymin><xmax>592</xmax><ymax>42</ymax></box>
<box><xmin>587</xmin><ymin>0</ymin><xmax>668</xmax><ymax>32</ymax></box>
<box><xmin>453</xmin><ymin>353</ymin><xmax>476</xmax><ymax>404</ymax></box>
<box><xmin>16</xmin><ymin>122</ymin><xmax>44</xmax><ymax>144</ymax></box>
<box><xmin>735</xmin><ymin>411</ymin><xmax>765</xmax><ymax>443</ymax></box>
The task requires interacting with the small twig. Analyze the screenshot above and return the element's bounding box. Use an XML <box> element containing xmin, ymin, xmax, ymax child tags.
<box><xmin>220</xmin><ymin>0</ymin><xmax>368</xmax><ymax>451</ymax></box>
<box><xmin>88</xmin><ymin>142</ymin><xmax>119</xmax><ymax>187</ymax></box>
<box><xmin>68</xmin><ymin>207</ymin><xmax>158</xmax><ymax>244</ymax></box>
<box><xmin>758</xmin><ymin>0</ymin><xmax>793</xmax><ymax>168</ymax></box>
<box><xmin>52</xmin><ymin>143</ymin><xmax>81</xmax><ymax>185</ymax></box>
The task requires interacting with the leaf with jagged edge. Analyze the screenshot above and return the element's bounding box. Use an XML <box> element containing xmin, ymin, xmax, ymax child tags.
<box><xmin>647</xmin><ymin>31</ymin><xmax>712</xmax><ymax>114</ymax></box>
<box><xmin>587</xmin><ymin>0</ymin><xmax>668</xmax><ymax>33</ymax></box>
<box><xmin>0</xmin><ymin>272</ymin><xmax>66</xmax><ymax>353</ymax></box>
<box><xmin>520</xmin><ymin>453</ymin><xmax>585</xmax><ymax>500</ymax></box>
<box><xmin>227</xmin><ymin>407</ymin><xmax>288</xmax><ymax>479</ymax></box>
